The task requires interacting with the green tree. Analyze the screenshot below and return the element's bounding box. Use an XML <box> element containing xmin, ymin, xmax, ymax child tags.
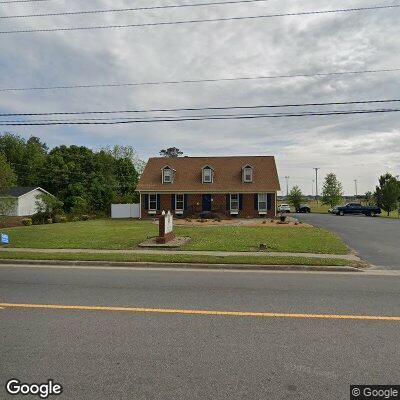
<box><xmin>288</xmin><ymin>185</ymin><xmax>303</xmax><ymax>211</ymax></box>
<box><xmin>0</xmin><ymin>153</ymin><xmax>16</xmax><ymax>192</ymax></box>
<box><xmin>35</xmin><ymin>193</ymin><xmax>64</xmax><ymax>224</ymax></box>
<box><xmin>160</xmin><ymin>147</ymin><xmax>183</xmax><ymax>157</ymax></box>
<box><xmin>70</xmin><ymin>196</ymin><xmax>90</xmax><ymax>216</ymax></box>
<box><xmin>364</xmin><ymin>191</ymin><xmax>375</xmax><ymax>206</ymax></box>
<box><xmin>374</xmin><ymin>173</ymin><xmax>400</xmax><ymax>216</ymax></box>
<box><xmin>0</xmin><ymin>133</ymin><xmax>47</xmax><ymax>186</ymax></box>
<box><xmin>322</xmin><ymin>173</ymin><xmax>344</xmax><ymax>208</ymax></box>
<box><xmin>0</xmin><ymin>154</ymin><xmax>17</xmax><ymax>218</ymax></box>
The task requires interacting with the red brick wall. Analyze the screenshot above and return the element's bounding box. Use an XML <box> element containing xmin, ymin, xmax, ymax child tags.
<box><xmin>140</xmin><ymin>193</ymin><xmax>276</xmax><ymax>218</ymax></box>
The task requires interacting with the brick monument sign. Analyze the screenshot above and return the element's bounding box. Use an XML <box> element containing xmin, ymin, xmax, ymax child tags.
<box><xmin>156</xmin><ymin>210</ymin><xmax>175</xmax><ymax>244</ymax></box>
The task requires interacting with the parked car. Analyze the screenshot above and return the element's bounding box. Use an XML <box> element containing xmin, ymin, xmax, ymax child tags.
<box><xmin>296</xmin><ymin>204</ymin><xmax>311</xmax><ymax>213</ymax></box>
<box><xmin>278</xmin><ymin>204</ymin><xmax>291</xmax><ymax>213</ymax></box>
<box><xmin>333</xmin><ymin>203</ymin><xmax>381</xmax><ymax>216</ymax></box>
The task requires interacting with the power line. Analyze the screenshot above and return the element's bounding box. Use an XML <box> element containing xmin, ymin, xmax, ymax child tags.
<box><xmin>0</xmin><ymin>0</ymin><xmax>271</xmax><ymax>19</ymax></box>
<box><xmin>1</xmin><ymin>4</ymin><xmax>399</xmax><ymax>34</ymax></box>
<box><xmin>1</xmin><ymin>67</ymin><xmax>399</xmax><ymax>92</ymax></box>
<box><xmin>1</xmin><ymin>108</ymin><xmax>399</xmax><ymax>125</ymax></box>
<box><xmin>0</xmin><ymin>0</ymin><xmax>50</xmax><ymax>3</ymax></box>
<box><xmin>0</xmin><ymin>107</ymin><xmax>397</xmax><ymax>122</ymax></box>
<box><xmin>2</xmin><ymin>98</ymin><xmax>400</xmax><ymax>117</ymax></box>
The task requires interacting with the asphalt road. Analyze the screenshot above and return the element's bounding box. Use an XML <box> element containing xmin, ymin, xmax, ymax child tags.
<box><xmin>295</xmin><ymin>213</ymin><xmax>400</xmax><ymax>269</ymax></box>
<box><xmin>1</xmin><ymin>264</ymin><xmax>400</xmax><ymax>400</ymax></box>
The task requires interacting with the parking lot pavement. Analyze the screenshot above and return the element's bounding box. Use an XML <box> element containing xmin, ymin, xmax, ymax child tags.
<box><xmin>295</xmin><ymin>213</ymin><xmax>400</xmax><ymax>269</ymax></box>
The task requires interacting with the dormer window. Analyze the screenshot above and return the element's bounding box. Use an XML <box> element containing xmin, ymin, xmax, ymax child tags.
<box><xmin>242</xmin><ymin>165</ymin><xmax>253</xmax><ymax>183</ymax></box>
<box><xmin>162</xmin><ymin>166</ymin><xmax>174</xmax><ymax>184</ymax></box>
<box><xmin>202</xmin><ymin>166</ymin><xmax>213</xmax><ymax>183</ymax></box>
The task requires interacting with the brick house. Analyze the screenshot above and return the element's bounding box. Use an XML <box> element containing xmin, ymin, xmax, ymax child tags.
<box><xmin>137</xmin><ymin>156</ymin><xmax>280</xmax><ymax>219</ymax></box>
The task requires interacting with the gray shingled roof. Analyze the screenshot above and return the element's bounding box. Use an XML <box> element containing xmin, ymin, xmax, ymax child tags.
<box><xmin>1</xmin><ymin>186</ymin><xmax>41</xmax><ymax>197</ymax></box>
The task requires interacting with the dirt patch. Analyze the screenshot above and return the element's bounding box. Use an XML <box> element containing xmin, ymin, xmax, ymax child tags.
<box><xmin>138</xmin><ymin>236</ymin><xmax>192</xmax><ymax>248</ymax></box>
<box><xmin>0</xmin><ymin>216</ymin><xmax>24</xmax><ymax>228</ymax></box>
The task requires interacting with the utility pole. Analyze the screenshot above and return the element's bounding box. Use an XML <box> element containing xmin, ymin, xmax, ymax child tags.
<box><xmin>284</xmin><ymin>176</ymin><xmax>290</xmax><ymax>198</ymax></box>
<box><xmin>313</xmin><ymin>168</ymin><xmax>320</xmax><ymax>203</ymax></box>
<box><xmin>354</xmin><ymin>179</ymin><xmax>358</xmax><ymax>198</ymax></box>
<box><xmin>312</xmin><ymin>179</ymin><xmax>315</xmax><ymax>196</ymax></box>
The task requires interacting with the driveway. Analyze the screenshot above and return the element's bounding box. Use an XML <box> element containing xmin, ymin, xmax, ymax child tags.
<box><xmin>295</xmin><ymin>213</ymin><xmax>400</xmax><ymax>269</ymax></box>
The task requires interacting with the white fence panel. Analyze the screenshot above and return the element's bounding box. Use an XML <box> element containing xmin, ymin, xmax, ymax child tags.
<box><xmin>111</xmin><ymin>203</ymin><xmax>140</xmax><ymax>219</ymax></box>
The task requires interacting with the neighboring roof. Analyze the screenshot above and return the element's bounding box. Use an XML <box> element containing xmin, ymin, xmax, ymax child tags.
<box><xmin>137</xmin><ymin>156</ymin><xmax>280</xmax><ymax>192</ymax></box>
<box><xmin>0</xmin><ymin>186</ymin><xmax>51</xmax><ymax>198</ymax></box>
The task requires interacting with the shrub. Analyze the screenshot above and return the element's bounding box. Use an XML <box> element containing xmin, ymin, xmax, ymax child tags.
<box><xmin>46</xmin><ymin>218</ymin><xmax>53</xmax><ymax>224</ymax></box>
<box><xmin>31</xmin><ymin>212</ymin><xmax>43</xmax><ymax>225</ymax></box>
<box><xmin>80</xmin><ymin>214</ymin><xmax>90</xmax><ymax>221</ymax></box>
<box><xmin>22</xmin><ymin>218</ymin><xmax>32</xmax><ymax>226</ymax></box>
<box><xmin>53</xmin><ymin>214</ymin><xmax>66</xmax><ymax>223</ymax></box>
<box><xmin>72</xmin><ymin>216</ymin><xmax>80</xmax><ymax>222</ymax></box>
<box><xmin>59</xmin><ymin>216</ymin><xmax>68</xmax><ymax>223</ymax></box>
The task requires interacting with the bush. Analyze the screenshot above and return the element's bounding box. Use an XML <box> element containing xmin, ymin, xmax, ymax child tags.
<box><xmin>59</xmin><ymin>216</ymin><xmax>68</xmax><ymax>223</ymax></box>
<box><xmin>46</xmin><ymin>218</ymin><xmax>53</xmax><ymax>224</ymax></box>
<box><xmin>80</xmin><ymin>214</ymin><xmax>90</xmax><ymax>221</ymax></box>
<box><xmin>22</xmin><ymin>218</ymin><xmax>32</xmax><ymax>226</ymax></box>
<box><xmin>32</xmin><ymin>212</ymin><xmax>47</xmax><ymax>225</ymax></box>
<box><xmin>72</xmin><ymin>216</ymin><xmax>80</xmax><ymax>222</ymax></box>
<box><xmin>53</xmin><ymin>214</ymin><xmax>66</xmax><ymax>223</ymax></box>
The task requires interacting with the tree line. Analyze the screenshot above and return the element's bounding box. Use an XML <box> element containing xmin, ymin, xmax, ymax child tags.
<box><xmin>0</xmin><ymin>133</ymin><xmax>143</xmax><ymax>216</ymax></box>
<box><xmin>288</xmin><ymin>172</ymin><xmax>400</xmax><ymax>216</ymax></box>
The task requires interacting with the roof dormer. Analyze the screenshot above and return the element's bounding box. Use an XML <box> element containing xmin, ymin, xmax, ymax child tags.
<box><xmin>202</xmin><ymin>165</ymin><xmax>214</xmax><ymax>183</ymax></box>
<box><xmin>161</xmin><ymin>165</ymin><xmax>175</xmax><ymax>184</ymax></box>
<box><xmin>242</xmin><ymin>165</ymin><xmax>253</xmax><ymax>183</ymax></box>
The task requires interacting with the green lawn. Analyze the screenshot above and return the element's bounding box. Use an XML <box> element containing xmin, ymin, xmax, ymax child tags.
<box><xmin>1</xmin><ymin>219</ymin><xmax>349</xmax><ymax>254</ymax></box>
<box><xmin>0</xmin><ymin>251</ymin><xmax>360</xmax><ymax>268</ymax></box>
<box><xmin>175</xmin><ymin>225</ymin><xmax>348</xmax><ymax>254</ymax></box>
<box><xmin>1</xmin><ymin>219</ymin><xmax>157</xmax><ymax>250</ymax></box>
<box><xmin>378</xmin><ymin>210</ymin><xmax>400</xmax><ymax>219</ymax></box>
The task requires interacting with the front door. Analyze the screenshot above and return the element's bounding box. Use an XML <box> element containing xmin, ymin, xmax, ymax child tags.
<box><xmin>202</xmin><ymin>194</ymin><xmax>212</xmax><ymax>211</ymax></box>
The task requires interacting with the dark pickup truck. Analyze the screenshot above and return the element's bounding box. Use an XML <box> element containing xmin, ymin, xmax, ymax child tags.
<box><xmin>333</xmin><ymin>203</ymin><xmax>381</xmax><ymax>216</ymax></box>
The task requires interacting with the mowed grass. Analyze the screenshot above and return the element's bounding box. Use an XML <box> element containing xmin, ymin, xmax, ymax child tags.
<box><xmin>1</xmin><ymin>219</ymin><xmax>349</xmax><ymax>254</ymax></box>
<box><xmin>1</xmin><ymin>219</ymin><xmax>158</xmax><ymax>250</ymax></box>
<box><xmin>0</xmin><ymin>251</ymin><xmax>359</xmax><ymax>268</ymax></box>
<box><xmin>176</xmin><ymin>225</ymin><xmax>348</xmax><ymax>254</ymax></box>
<box><xmin>378</xmin><ymin>210</ymin><xmax>400</xmax><ymax>219</ymax></box>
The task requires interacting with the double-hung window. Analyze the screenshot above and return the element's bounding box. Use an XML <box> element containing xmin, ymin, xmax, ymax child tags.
<box><xmin>230</xmin><ymin>194</ymin><xmax>239</xmax><ymax>210</ymax></box>
<box><xmin>202</xmin><ymin>167</ymin><xmax>213</xmax><ymax>183</ymax></box>
<box><xmin>175</xmin><ymin>194</ymin><xmax>184</xmax><ymax>211</ymax></box>
<box><xmin>243</xmin><ymin>167</ymin><xmax>253</xmax><ymax>183</ymax></box>
<box><xmin>163</xmin><ymin>168</ymin><xmax>172</xmax><ymax>183</ymax></box>
<box><xmin>149</xmin><ymin>194</ymin><xmax>157</xmax><ymax>211</ymax></box>
<box><xmin>258</xmin><ymin>194</ymin><xmax>267</xmax><ymax>211</ymax></box>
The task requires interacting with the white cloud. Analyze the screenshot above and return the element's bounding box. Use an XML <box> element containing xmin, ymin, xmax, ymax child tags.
<box><xmin>0</xmin><ymin>0</ymin><xmax>399</xmax><ymax>194</ymax></box>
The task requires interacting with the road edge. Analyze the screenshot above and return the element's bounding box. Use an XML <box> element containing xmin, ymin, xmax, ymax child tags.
<box><xmin>0</xmin><ymin>258</ymin><xmax>362</xmax><ymax>272</ymax></box>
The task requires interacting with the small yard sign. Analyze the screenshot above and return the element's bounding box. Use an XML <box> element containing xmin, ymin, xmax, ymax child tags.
<box><xmin>1</xmin><ymin>233</ymin><xmax>10</xmax><ymax>244</ymax></box>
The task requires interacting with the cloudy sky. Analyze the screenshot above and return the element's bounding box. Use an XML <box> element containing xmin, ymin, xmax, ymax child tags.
<box><xmin>0</xmin><ymin>0</ymin><xmax>399</xmax><ymax>195</ymax></box>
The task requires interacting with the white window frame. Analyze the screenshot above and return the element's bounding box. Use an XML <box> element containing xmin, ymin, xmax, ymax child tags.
<box><xmin>175</xmin><ymin>194</ymin><xmax>184</xmax><ymax>211</ymax></box>
<box><xmin>243</xmin><ymin>167</ymin><xmax>253</xmax><ymax>183</ymax></box>
<box><xmin>163</xmin><ymin>168</ymin><xmax>173</xmax><ymax>183</ymax></box>
<box><xmin>149</xmin><ymin>194</ymin><xmax>157</xmax><ymax>211</ymax></box>
<box><xmin>258</xmin><ymin>193</ymin><xmax>268</xmax><ymax>212</ymax></box>
<box><xmin>230</xmin><ymin>194</ymin><xmax>239</xmax><ymax>211</ymax></box>
<box><xmin>202</xmin><ymin>167</ymin><xmax>213</xmax><ymax>183</ymax></box>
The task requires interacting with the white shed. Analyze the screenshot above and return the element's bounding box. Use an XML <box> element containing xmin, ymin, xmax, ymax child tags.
<box><xmin>0</xmin><ymin>187</ymin><xmax>52</xmax><ymax>217</ymax></box>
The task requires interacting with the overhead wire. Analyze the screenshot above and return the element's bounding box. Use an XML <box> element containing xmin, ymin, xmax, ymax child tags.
<box><xmin>1</xmin><ymin>5</ymin><xmax>399</xmax><ymax>34</ymax></box>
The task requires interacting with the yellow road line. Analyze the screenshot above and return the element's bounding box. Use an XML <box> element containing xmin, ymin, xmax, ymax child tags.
<box><xmin>0</xmin><ymin>303</ymin><xmax>399</xmax><ymax>321</ymax></box>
